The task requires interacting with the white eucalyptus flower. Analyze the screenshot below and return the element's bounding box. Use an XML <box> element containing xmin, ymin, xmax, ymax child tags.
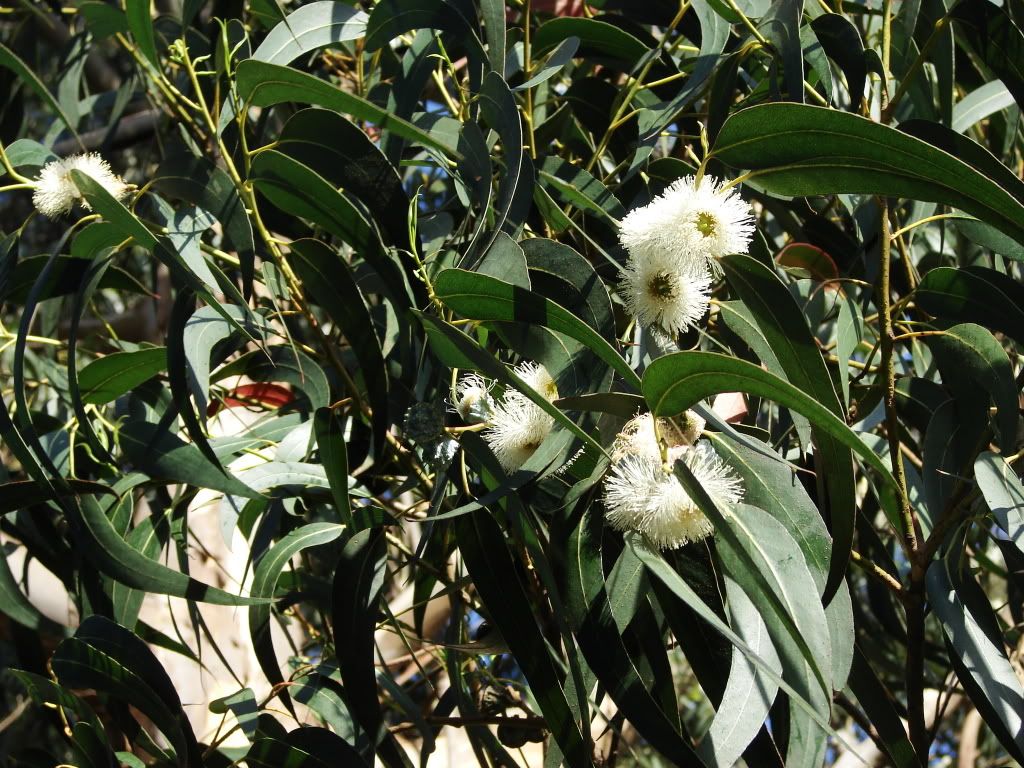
<box><xmin>482</xmin><ymin>362</ymin><xmax>558</xmax><ymax>473</ymax></box>
<box><xmin>618</xmin><ymin>174</ymin><xmax>754</xmax><ymax>272</ymax></box>
<box><xmin>453</xmin><ymin>373</ymin><xmax>494</xmax><ymax>423</ymax></box>
<box><xmin>603</xmin><ymin>441</ymin><xmax>742</xmax><ymax>550</ymax></box>
<box><xmin>32</xmin><ymin>153</ymin><xmax>129</xmax><ymax>218</ymax></box>
<box><xmin>513</xmin><ymin>360</ymin><xmax>559</xmax><ymax>402</ymax></box>
<box><xmin>671</xmin><ymin>175</ymin><xmax>754</xmax><ymax>266</ymax></box>
<box><xmin>619</xmin><ymin>248</ymin><xmax>712</xmax><ymax>336</ymax></box>
<box><xmin>609</xmin><ymin>411</ymin><xmax>705</xmax><ymax>462</ymax></box>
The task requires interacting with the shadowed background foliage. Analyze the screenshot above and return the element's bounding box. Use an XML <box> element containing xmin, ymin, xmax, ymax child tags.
<box><xmin>1</xmin><ymin>0</ymin><xmax>1024</xmax><ymax>766</ymax></box>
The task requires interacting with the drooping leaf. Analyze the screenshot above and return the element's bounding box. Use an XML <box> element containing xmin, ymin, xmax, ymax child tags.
<box><xmin>250</xmin><ymin>523</ymin><xmax>345</xmax><ymax>703</ymax></box>
<box><xmin>70</xmin><ymin>495</ymin><xmax>266</xmax><ymax>606</ymax></box>
<box><xmin>699</xmin><ymin>576</ymin><xmax>781</xmax><ymax>767</ymax></box>
<box><xmin>927</xmin><ymin>551</ymin><xmax>1024</xmax><ymax>762</ymax></box>
<box><xmin>642</xmin><ymin>352</ymin><xmax>898</xmax><ymax>493</ymax></box>
<box><xmin>236</xmin><ymin>60</ymin><xmax>460</xmax><ymax>157</ymax></box>
<box><xmin>712</xmin><ymin>103</ymin><xmax>1024</xmax><ymax>245</ymax></box>
<box><xmin>458</xmin><ymin>509</ymin><xmax>594</xmax><ymax>768</ymax></box>
<box><xmin>251</xmin><ymin>1</ymin><xmax>369</xmax><ymax>65</ymax></box>
<box><xmin>434</xmin><ymin>269</ymin><xmax>638</xmax><ymax>390</ymax></box>
<box><xmin>78</xmin><ymin>348</ymin><xmax>167</xmax><ymax>405</ymax></box>
<box><xmin>290</xmin><ymin>238</ymin><xmax>389</xmax><ymax>450</ymax></box>
<box><xmin>332</xmin><ymin>528</ymin><xmax>389</xmax><ymax>757</ymax></box>
<box><xmin>975</xmin><ymin>451</ymin><xmax>1024</xmax><ymax>552</ymax></box>
<box><xmin>721</xmin><ymin>254</ymin><xmax>853</xmax><ymax>602</ymax></box>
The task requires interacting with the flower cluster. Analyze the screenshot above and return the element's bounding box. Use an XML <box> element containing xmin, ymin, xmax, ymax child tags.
<box><xmin>618</xmin><ymin>175</ymin><xmax>753</xmax><ymax>337</ymax></box>
<box><xmin>32</xmin><ymin>153</ymin><xmax>129</xmax><ymax>218</ymax></box>
<box><xmin>603</xmin><ymin>412</ymin><xmax>742</xmax><ymax>550</ymax></box>
<box><xmin>452</xmin><ymin>362</ymin><xmax>558</xmax><ymax>473</ymax></box>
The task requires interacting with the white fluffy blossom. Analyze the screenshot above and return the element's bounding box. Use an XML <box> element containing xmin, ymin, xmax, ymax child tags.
<box><xmin>604</xmin><ymin>439</ymin><xmax>741</xmax><ymax>550</ymax></box>
<box><xmin>514</xmin><ymin>361</ymin><xmax>559</xmax><ymax>402</ymax></box>
<box><xmin>453</xmin><ymin>374</ymin><xmax>494</xmax><ymax>423</ymax></box>
<box><xmin>609</xmin><ymin>411</ymin><xmax>705</xmax><ymax>462</ymax></box>
<box><xmin>482</xmin><ymin>362</ymin><xmax>558</xmax><ymax>473</ymax></box>
<box><xmin>619</xmin><ymin>248</ymin><xmax>712</xmax><ymax>336</ymax></box>
<box><xmin>32</xmin><ymin>153</ymin><xmax>129</xmax><ymax>218</ymax></box>
<box><xmin>618</xmin><ymin>174</ymin><xmax>754</xmax><ymax>271</ymax></box>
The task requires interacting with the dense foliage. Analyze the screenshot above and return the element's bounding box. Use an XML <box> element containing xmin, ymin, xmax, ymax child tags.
<box><xmin>3</xmin><ymin>0</ymin><xmax>1024</xmax><ymax>765</ymax></box>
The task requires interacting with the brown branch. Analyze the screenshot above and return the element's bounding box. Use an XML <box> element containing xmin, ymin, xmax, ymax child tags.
<box><xmin>52</xmin><ymin>109</ymin><xmax>162</xmax><ymax>157</ymax></box>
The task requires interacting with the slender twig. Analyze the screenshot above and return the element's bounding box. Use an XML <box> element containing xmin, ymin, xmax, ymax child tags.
<box><xmin>389</xmin><ymin>715</ymin><xmax>545</xmax><ymax>734</ymax></box>
<box><xmin>585</xmin><ymin>0</ymin><xmax>690</xmax><ymax>173</ymax></box>
<box><xmin>850</xmin><ymin>550</ymin><xmax>904</xmax><ymax>595</ymax></box>
<box><xmin>881</xmin><ymin>15</ymin><xmax>950</xmax><ymax>123</ymax></box>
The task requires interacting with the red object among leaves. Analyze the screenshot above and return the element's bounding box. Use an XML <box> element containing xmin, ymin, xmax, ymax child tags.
<box><xmin>776</xmin><ymin>242</ymin><xmax>840</xmax><ymax>286</ymax></box>
<box><xmin>207</xmin><ymin>383</ymin><xmax>294</xmax><ymax>416</ymax></box>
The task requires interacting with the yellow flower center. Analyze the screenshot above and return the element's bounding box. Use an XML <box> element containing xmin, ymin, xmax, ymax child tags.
<box><xmin>696</xmin><ymin>211</ymin><xmax>717</xmax><ymax>238</ymax></box>
<box><xmin>647</xmin><ymin>272</ymin><xmax>676</xmax><ymax>300</ymax></box>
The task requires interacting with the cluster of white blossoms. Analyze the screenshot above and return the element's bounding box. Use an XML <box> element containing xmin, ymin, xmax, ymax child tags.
<box><xmin>603</xmin><ymin>412</ymin><xmax>742</xmax><ymax>550</ymax></box>
<box><xmin>618</xmin><ymin>174</ymin><xmax>753</xmax><ymax>336</ymax></box>
<box><xmin>453</xmin><ymin>362</ymin><xmax>558</xmax><ymax>473</ymax></box>
<box><xmin>31</xmin><ymin>153</ymin><xmax>129</xmax><ymax>218</ymax></box>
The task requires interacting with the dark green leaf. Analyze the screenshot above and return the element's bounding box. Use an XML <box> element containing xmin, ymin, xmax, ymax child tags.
<box><xmin>290</xmin><ymin>239</ymin><xmax>389</xmax><ymax>450</ymax></box>
<box><xmin>236</xmin><ymin>60</ymin><xmax>460</xmax><ymax>157</ymax></box>
<box><xmin>643</xmin><ymin>353</ymin><xmax>898</xmax><ymax>503</ymax></box>
<box><xmin>276</xmin><ymin>109</ymin><xmax>411</xmax><ymax>249</ymax></box>
<box><xmin>533</xmin><ymin>17</ymin><xmax>649</xmax><ymax>64</ymax></box>
<box><xmin>124</xmin><ymin>0</ymin><xmax>160</xmax><ymax>68</ymax></box>
<box><xmin>332</xmin><ymin>528</ymin><xmax>387</xmax><ymax>747</ymax></box>
<box><xmin>951</xmin><ymin>0</ymin><xmax>1024</xmax><ymax>111</ymax></box>
<box><xmin>925</xmin><ymin>323</ymin><xmax>1018</xmax><ymax>453</ymax></box>
<box><xmin>721</xmin><ymin>255</ymin><xmax>852</xmax><ymax>602</ymax></box>
<box><xmin>314</xmin><ymin>407</ymin><xmax>352</xmax><ymax>527</ymax></box>
<box><xmin>72</xmin><ymin>495</ymin><xmax>266</xmax><ymax>606</ymax></box>
<box><xmin>917</xmin><ymin>266</ymin><xmax>1024</xmax><ymax>345</ymax></box>
<box><xmin>810</xmin><ymin>14</ymin><xmax>866</xmax><ymax>109</ymax></box>
<box><xmin>846</xmin><ymin>647</ymin><xmax>920</xmax><ymax>768</ymax></box>
<box><xmin>434</xmin><ymin>268</ymin><xmax>639</xmax><ymax>390</ymax></box>
<box><xmin>78</xmin><ymin>348</ymin><xmax>167</xmax><ymax>405</ymax></box>
<box><xmin>712</xmin><ymin>104</ymin><xmax>1024</xmax><ymax>245</ymax></box>
<box><xmin>250</xmin><ymin>523</ymin><xmax>345</xmax><ymax>701</ymax></box>
<box><xmin>458</xmin><ymin>510</ymin><xmax>593</xmax><ymax>768</ymax></box>
<box><xmin>119</xmin><ymin>419</ymin><xmax>260</xmax><ymax>499</ymax></box>
<box><xmin>252</xmin><ymin>1</ymin><xmax>368</xmax><ymax>65</ymax></box>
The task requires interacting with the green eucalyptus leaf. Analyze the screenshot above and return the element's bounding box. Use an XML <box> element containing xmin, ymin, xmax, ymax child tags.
<box><xmin>927</xmin><ymin>551</ymin><xmax>1024</xmax><ymax>762</ymax></box>
<box><xmin>252</xmin><ymin>1</ymin><xmax>368</xmax><ymax>65</ymax></box>
<box><xmin>699</xmin><ymin>576</ymin><xmax>781</xmax><ymax>767</ymax></box>
<box><xmin>713</xmin><ymin>103</ymin><xmax>1024</xmax><ymax>245</ymax></box>
<box><xmin>250</xmin><ymin>523</ymin><xmax>345</xmax><ymax>704</ymax></box>
<box><xmin>925</xmin><ymin>323</ymin><xmax>1018</xmax><ymax>453</ymax></box>
<box><xmin>124</xmin><ymin>0</ymin><xmax>159</xmax><ymax>68</ymax></box>
<box><xmin>458</xmin><ymin>510</ymin><xmax>594</xmax><ymax>768</ymax></box>
<box><xmin>78</xmin><ymin>347</ymin><xmax>167</xmax><ymax>404</ymax></box>
<box><xmin>720</xmin><ymin>254</ymin><xmax>853</xmax><ymax>603</ymax></box>
<box><xmin>642</xmin><ymin>352</ymin><xmax>899</xmax><ymax>494</ymax></box>
<box><xmin>236</xmin><ymin>60</ymin><xmax>460</xmax><ymax>157</ymax></box>
<box><xmin>975</xmin><ymin>451</ymin><xmax>1024</xmax><ymax>551</ymax></box>
<box><xmin>331</xmin><ymin>528</ymin><xmax>390</xmax><ymax>758</ymax></box>
<box><xmin>434</xmin><ymin>268</ymin><xmax>638</xmax><ymax>390</ymax></box>
<box><xmin>533</xmin><ymin>17</ymin><xmax>649</xmax><ymax>63</ymax></box>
